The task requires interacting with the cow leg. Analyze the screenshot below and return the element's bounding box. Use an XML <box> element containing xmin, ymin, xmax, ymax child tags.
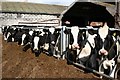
<box><xmin>48</xmin><ymin>44</ymin><xmax>54</xmax><ymax>56</ymax></box>
<box><xmin>23</xmin><ymin>43</ymin><xmax>30</xmax><ymax>52</ymax></box>
<box><xmin>86</xmin><ymin>53</ymin><xmax>98</xmax><ymax>70</ymax></box>
<box><xmin>18</xmin><ymin>38</ymin><xmax>22</xmax><ymax>45</ymax></box>
<box><xmin>67</xmin><ymin>49</ymin><xmax>77</xmax><ymax>65</ymax></box>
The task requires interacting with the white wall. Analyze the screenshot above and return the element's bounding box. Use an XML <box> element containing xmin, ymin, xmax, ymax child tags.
<box><xmin>0</xmin><ymin>13</ymin><xmax>59</xmax><ymax>25</ymax></box>
<box><xmin>1</xmin><ymin>0</ymin><xmax>28</xmax><ymax>2</ymax></box>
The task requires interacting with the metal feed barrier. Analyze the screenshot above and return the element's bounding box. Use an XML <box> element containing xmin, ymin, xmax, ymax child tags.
<box><xmin>62</xmin><ymin>26</ymin><xmax>120</xmax><ymax>79</ymax></box>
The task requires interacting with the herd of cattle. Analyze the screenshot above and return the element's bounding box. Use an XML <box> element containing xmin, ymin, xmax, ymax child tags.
<box><xmin>1</xmin><ymin>22</ymin><xmax>120</xmax><ymax>79</ymax></box>
<box><xmin>2</xmin><ymin>25</ymin><xmax>62</xmax><ymax>57</ymax></box>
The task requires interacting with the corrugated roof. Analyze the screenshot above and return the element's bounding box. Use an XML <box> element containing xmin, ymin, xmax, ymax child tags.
<box><xmin>1</xmin><ymin>2</ymin><xmax>67</xmax><ymax>15</ymax></box>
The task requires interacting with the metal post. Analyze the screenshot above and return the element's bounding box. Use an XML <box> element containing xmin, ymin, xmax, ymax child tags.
<box><xmin>60</xmin><ymin>26</ymin><xmax>66</xmax><ymax>59</ymax></box>
<box><xmin>115</xmin><ymin>0</ymin><xmax>120</xmax><ymax>28</ymax></box>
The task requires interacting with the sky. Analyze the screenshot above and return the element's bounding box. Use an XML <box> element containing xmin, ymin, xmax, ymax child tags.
<box><xmin>2</xmin><ymin>0</ymin><xmax>75</xmax><ymax>6</ymax></box>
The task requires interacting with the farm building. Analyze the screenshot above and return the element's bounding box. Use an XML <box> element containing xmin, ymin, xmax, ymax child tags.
<box><xmin>0</xmin><ymin>2</ymin><xmax>67</xmax><ymax>26</ymax></box>
<box><xmin>61</xmin><ymin>0</ymin><xmax>120</xmax><ymax>28</ymax></box>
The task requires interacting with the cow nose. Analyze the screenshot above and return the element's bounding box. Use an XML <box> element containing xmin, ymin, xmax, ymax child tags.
<box><xmin>72</xmin><ymin>44</ymin><xmax>80</xmax><ymax>49</ymax></box>
<box><xmin>34</xmin><ymin>49</ymin><xmax>38</xmax><ymax>51</ymax></box>
<box><xmin>99</xmin><ymin>50</ymin><xmax>108</xmax><ymax>55</ymax></box>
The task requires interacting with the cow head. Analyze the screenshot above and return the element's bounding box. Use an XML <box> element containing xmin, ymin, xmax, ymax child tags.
<box><xmin>95</xmin><ymin>22</ymin><xmax>117</xmax><ymax>61</ymax></box>
<box><xmin>70</xmin><ymin>26</ymin><xmax>80</xmax><ymax>49</ymax></box>
<box><xmin>95</xmin><ymin>23</ymin><xmax>112</xmax><ymax>56</ymax></box>
<box><xmin>6</xmin><ymin>27</ymin><xmax>17</xmax><ymax>42</ymax></box>
<box><xmin>31</xmin><ymin>30</ymin><xmax>45</xmax><ymax>57</ymax></box>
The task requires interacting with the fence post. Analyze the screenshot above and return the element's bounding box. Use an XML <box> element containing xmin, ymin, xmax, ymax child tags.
<box><xmin>61</xmin><ymin>26</ymin><xmax>66</xmax><ymax>59</ymax></box>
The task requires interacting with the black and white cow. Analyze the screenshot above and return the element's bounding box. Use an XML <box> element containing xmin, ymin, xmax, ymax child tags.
<box><xmin>2</xmin><ymin>25</ymin><xmax>10</xmax><ymax>41</ymax></box>
<box><xmin>20</xmin><ymin>29</ymin><xmax>33</xmax><ymax>46</ymax></box>
<box><xmin>65</xmin><ymin>26</ymin><xmax>98</xmax><ymax>68</ymax></box>
<box><xmin>94</xmin><ymin>23</ymin><xmax>117</xmax><ymax>77</ymax></box>
<box><xmin>64</xmin><ymin>26</ymin><xmax>85</xmax><ymax>50</ymax></box>
<box><xmin>20</xmin><ymin>28</ymin><xmax>49</xmax><ymax>57</ymax></box>
<box><xmin>29</xmin><ymin>27</ymin><xmax>61</xmax><ymax>57</ymax></box>
<box><xmin>76</xmin><ymin>32</ymin><xmax>98</xmax><ymax>69</ymax></box>
<box><xmin>48</xmin><ymin>27</ymin><xmax>61</xmax><ymax>57</ymax></box>
<box><xmin>2</xmin><ymin>26</ymin><xmax>19</xmax><ymax>42</ymax></box>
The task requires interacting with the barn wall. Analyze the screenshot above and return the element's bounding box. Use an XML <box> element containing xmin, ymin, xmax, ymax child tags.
<box><xmin>0</xmin><ymin>13</ymin><xmax>60</xmax><ymax>33</ymax></box>
<box><xmin>0</xmin><ymin>13</ymin><xmax>59</xmax><ymax>25</ymax></box>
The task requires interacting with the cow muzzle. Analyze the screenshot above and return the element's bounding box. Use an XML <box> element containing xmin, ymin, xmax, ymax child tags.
<box><xmin>99</xmin><ymin>49</ymin><xmax>108</xmax><ymax>55</ymax></box>
<box><xmin>72</xmin><ymin>44</ymin><xmax>80</xmax><ymax>49</ymax></box>
<box><xmin>33</xmin><ymin>48</ymin><xmax>39</xmax><ymax>51</ymax></box>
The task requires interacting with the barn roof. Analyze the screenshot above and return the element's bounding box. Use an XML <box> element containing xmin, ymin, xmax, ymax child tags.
<box><xmin>61</xmin><ymin>0</ymin><xmax>118</xmax><ymax>28</ymax></box>
<box><xmin>1</xmin><ymin>2</ymin><xmax>67</xmax><ymax>15</ymax></box>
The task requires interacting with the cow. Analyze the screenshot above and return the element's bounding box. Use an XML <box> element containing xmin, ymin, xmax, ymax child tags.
<box><xmin>2</xmin><ymin>25</ymin><xmax>26</xmax><ymax>43</ymax></box>
<box><xmin>48</xmin><ymin>27</ymin><xmax>61</xmax><ymax>57</ymax></box>
<box><xmin>2</xmin><ymin>26</ymin><xmax>19</xmax><ymax>42</ymax></box>
<box><xmin>64</xmin><ymin>26</ymin><xmax>86</xmax><ymax>50</ymax></box>
<box><xmin>94</xmin><ymin>22</ymin><xmax>117</xmax><ymax>78</ymax></box>
<box><xmin>30</xmin><ymin>29</ymin><xmax>44</xmax><ymax>57</ymax></box>
<box><xmin>28</xmin><ymin>27</ymin><xmax>61</xmax><ymax>57</ymax></box>
<box><xmin>76</xmin><ymin>32</ymin><xmax>98</xmax><ymax>70</ymax></box>
<box><xmin>20</xmin><ymin>29</ymin><xmax>33</xmax><ymax>46</ymax></box>
<box><xmin>2</xmin><ymin>25</ymin><xmax>10</xmax><ymax>41</ymax></box>
<box><xmin>20</xmin><ymin>28</ymin><xmax>50</xmax><ymax>57</ymax></box>
<box><xmin>64</xmin><ymin>26</ymin><xmax>82</xmax><ymax>63</ymax></box>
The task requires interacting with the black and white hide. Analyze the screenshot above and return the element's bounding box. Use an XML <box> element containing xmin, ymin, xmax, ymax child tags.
<box><xmin>3</xmin><ymin>26</ymin><xmax>18</xmax><ymax>42</ymax></box>
<box><xmin>31</xmin><ymin>29</ymin><xmax>45</xmax><ymax>57</ymax></box>
<box><xmin>94</xmin><ymin>23</ymin><xmax>117</xmax><ymax>78</ymax></box>
<box><xmin>48</xmin><ymin>27</ymin><xmax>61</xmax><ymax>57</ymax></box>
<box><xmin>65</xmin><ymin>26</ymin><xmax>86</xmax><ymax>63</ymax></box>
<box><xmin>17</xmin><ymin>29</ymin><xmax>29</xmax><ymax>45</ymax></box>
<box><xmin>76</xmin><ymin>32</ymin><xmax>97</xmax><ymax>70</ymax></box>
<box><xmin>22</xmin><ymin>29</ymin><xmax>34</xmax><ymax>52</ymax></box>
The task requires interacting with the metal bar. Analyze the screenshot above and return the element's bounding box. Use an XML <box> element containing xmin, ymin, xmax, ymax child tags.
<box><xmin>19</xmin><ymin>22</ymin><xmax>59</xmax><ymax>24</ymax></box>
<box><xmin>68</xmin><ymin>59</ymin><xmax>114</xmax><ymax>79</ymax></box>
<box><xmin>65</xmin><ymin>27</ymin><xmax>120</xmax><ymax>31</ymax></box>
<box><xmin>10</xmin><ymin>26</ymin><xmax>62</xmax><ymax>30</ymax></box>
<box><xmin>60</xmin><ymin>26</ymin><xmax>63</xmax><ymax>58</ymax></box>
<box><xmin>1</xmin><ymin>25</ymin><xmax>120</xmax><ymax>31</ymax></box>
<box><xmin>62</xmin><ymin>26</ymin><xmax>66</xmax><ymax>59</ymax></box>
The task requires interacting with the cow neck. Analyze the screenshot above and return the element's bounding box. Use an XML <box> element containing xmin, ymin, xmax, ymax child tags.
<box><xmin>77</xmin><ymin>34</ymin><xmax>96</xmax><ymax>58</ymax></box>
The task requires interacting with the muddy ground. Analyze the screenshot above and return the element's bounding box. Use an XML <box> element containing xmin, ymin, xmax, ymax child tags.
<box><xmin>1</xmin><ymin>35</ymin><xmax>119</xmax><ymax>79</ymax></box>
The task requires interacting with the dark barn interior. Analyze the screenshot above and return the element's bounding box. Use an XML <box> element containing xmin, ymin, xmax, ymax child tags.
<box><xmin>62</xmin><ymin>2</ymin><xmax>115</xmax><ymax>28</ymax></box>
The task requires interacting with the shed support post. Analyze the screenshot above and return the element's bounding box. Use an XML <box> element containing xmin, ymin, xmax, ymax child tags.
<box><xmin>61</xmin><ymin>26</ymin><xmax>66</xmax><ymax>60</ymax></box>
